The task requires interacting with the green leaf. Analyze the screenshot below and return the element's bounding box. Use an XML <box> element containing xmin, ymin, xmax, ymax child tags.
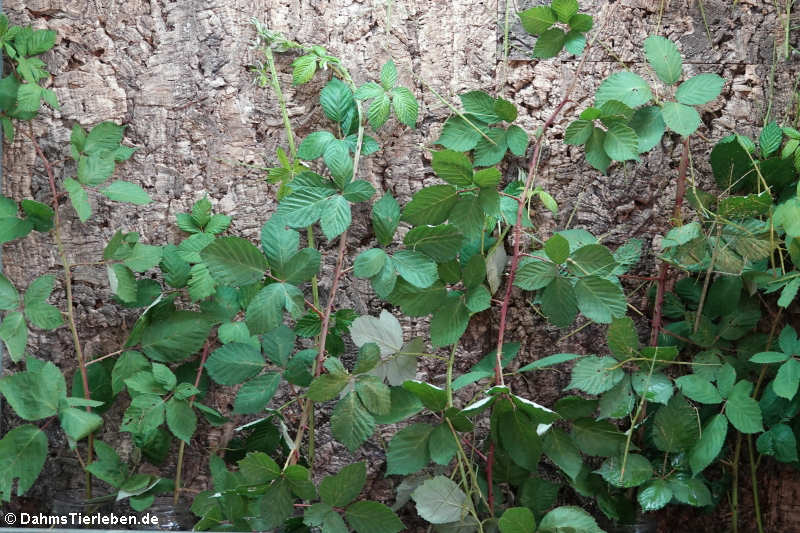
<box><xmin>238</xmin><ymin>452</ymin><xmax>281</xmax><ymax>484</ymax></box>
<box><xmin>20</xmin><ymin>199</ymin><xmax>53</xmax><ymax>232</ymax></box>
<box><xmin>756</xmin><ymin>423</ymin><xmax>798</xmax><ymax>463</ymax></box>
<box><xmin>774</xmin><ymin>358</ymin><xmax>800</xmax><ymax>400</ymax></box>
<box><xmin>319</xmin><ymin>462</ymin><xmax>366</xmax><ymax>508</ymax></box>
<box><xmin>473</xmin><ymin>127</ymin><xmax>508</xmax><ymax>167</ymax></box>
<box><xmin>392</xmin><ymin>87</ymin><xmax>418</xmax><ymax>128</ymax></box>
<box><xmin>372</xmin><ymin>193</ymin><xmax>401</xmax><ymax>246</ymax></box>
<box><xmin>436</xmin><ymin>116</ymin><xmax>482</xmax><ymax>151</ymax></box>
<box><xmin>564</xmin><ymin>30</ymin><xmax>586</xmax><ymax>55</ymax></box>
<box><xmin>759</xmin><ymin>121</ymin><xmax>783</xmax><ymax>157</ymax></box>
<box><xmin>494</xmin><ymin>97</ymin><xmax>518</xmax><ymax>122</ymax></box>
<box><xmin>386</xmin><ymin>423</ymin><xmax>434</xmax><ymax>474</ymax></box>
<box><xmin>564</xmin><ymin>120</ymin><xmax>594</xmax><ymax>145</ymax></box>
<box><xmin>538</xmin><ymin>506</ymin><xmax>603</xmax><ymax>533</ymax></box>
<box><xmin>675</xmin><ymin>375</ymin><xmax>722</xmax><ymax>404</ymax></box>
<box><xmin>432</xmin><ymin>150</ymin><xmax>473</xmax><ymax>186</ymax></box>
<box><xmin>343</xmin><ymin>180</ymin><xmax>376</xmax><ymax>203</ymax></box>
<box><xmin>567</xmin><ymin>356</ymin><xmax>624</xmax><ymax>395</ymax></box>
<box><xmin>514</xmin><ymin>258</ymin><xmax>558</xmax><ymax>290</ymax></box>
<box><xmin>140</xmin><ymin>311</ymin><xmax>211</xmax><ymax>363</ymax></box>
<box><xmin>541</xmin><ymin>276</ymin><xmax>578</xmax><ymax>327</ymax></box>
<box><xmin>430</xmin><ymin>293</ymin><xmax>470</xmax><ymax>347</ymax></box>
<box><xmin>460</xmin><ymin>90</ymin><xmax>499</xmax><ymax>122</ymax></box>
<box><xmin>201</xmin><ymin>237</ymin><xmax>267</xmax><ymax>286</ymax></box>
<box><xmin>638</xmin><ymin>479</ymin><xmax>673</xmax><ymax>511</ymax></box>
<box><xmin>499</xmin><ymin>507</ymin><xmax>536</xmax><ymax>533</ymax></box>
<box><xmin>499</xmin><ymin>408</ymin><xmax>542</xmax><ymax>470</ymax></box>
<box><xmin>0</xmin><ymin>311</ymin><xmax>28</xmax><ymax>361</ymax></box>
<box><xmin>598</xmin><ymin>375</ymin><xmax>634</xmax><ymax>420</ymax></box>
<box><xmin>107</xmin><ymin>263</ymin><xmax>137</xmax><ymax>303</ymax></box>
<box><xmin>307</xmin><ymin>371</ymin><xmax>350</xmax><ymax>402</ymax></box>
<box><xmin>0</xmin><ymin>359</ymin><xmax>65</xmax><ymax>420</ymax></box>
<box><xmin>544</xmin><ymin>234</ymin><xmax>570</xmax><ymax>264</ymax></box>
<box><xmin>568</xmin><ymin>13</ymin><xmax>593</xmax><ymax>32</ymax></box>
<box><xmin>63</xmin><ymin>178</ymin><xmax>91</xmax><ymax>222</ymax></box>
<box><xmin>205</xmin><ymin>342</ymin><xmax>264</xmax><ymax>386</ymax></box>
<box><xmin>246</xmin><ymin>283</ymin><xmax>294</xmax><ymax>334</ymax></box>
<box><xmin>596</xmin><ymin>454</ymin><xmax>653</xmax><ymax>488</ymax></box>
<box><xmin>552</xmin><ymin>0</ymin><xmax>578</xmax><ymax>21</ymax></box>
<box><xmin>368</xmin><ymin>92</ymin><xmax>391</xmax><ymax>129</ymax></box>
<box><xmin>120</xmin><ymin>394</ymin><xmax>165</xmax><ymax>435</ymax></box>
<box><xmin>518</xmin><ymin>6</ymin><xmax>556</xmax><ymax>35</ymax></box>
<box><xmin>629</xmin><ymin>106</ymin><xmax>666</xmax><ymax>153</ymax></box>
<box><xmin>533</xmin><ymin>28</ymin><xmax>566</xmax><ymax>59</ymax></box>
<box><xmin>668</xmin><ymin>474</ymin><xmax>712</xmax><ymax>506</ymax></box>
<box><xmin>111</xmin><ymin>351</ymin><xmax>149</xmax><ymax>395</ymax></box>
<box><xmin>165</xmin><ymin>397</ymin><xmax>196</xmax><ymax>443</ymax></box>
<box><xmin>644</xmin><ymin>35</ymin><xmax>683</xmax><ymax>84</ymax></box>
<box><xmin>356</xmin><ymin>375</ymin><xmax>391</xmax><ymax>415</ymax></box>
<box><xmin>661</xmin><ymin>101</ymin><xmax>701</xmax><ymax>137</ymax></box>
<box><xmin>233</xmin><ymin>372</ymin><xmax>281</xmax><ymax>414</ymax></box>
<box><xmin>404</xmin><ymin>224</ymin><xmax>464</xmax><ymax>262</ymax></box>
<box><xmin>595</xmin><ymin>72</ymin><xmax>652</xmax><ymax>108</ymax></box>
<box><xmin>277</xmin><ymin>186</ymin><xmax>334</xmax><ymax>228</ymax></box>
<box><xmin>321</xmin><ymin>195</ymin><xmax>352</xmax><ymax>240</ymax></box>
<box><xmin>412</xmin><ymin>476</ymin><xmax>467</xmax><ymax>524</ymax></box>
<box><xmin>345</xmin><ymin>501</ymin><xmax>404</xmax><ymax>533</ymax></box>
<box><xmin>0</xmin><ymin>425</ymin><xmax>47</xmax><ymax>502</ymax></box>
<box><xmin>324</xmin><ymin>141</ymin><xmax>354</xmax><ymax>188</ymax></box>
<box><xmin>304</xmin><ymin>503</ymin><xmax>347</xmax><ymax>533</ymax></box>
<box><xmin>689</xmin><ymin>414</ymin><xmax>728</xmax><ymax>476</ymax></box>
<box><xmin>574</xmin><ymin>276</ymin><xmax>626</xmax><ymax>324</ymax></box>
<box><xmin>572</xmin><ymin>418</ymin><xmax>625</xmax><ymax>457</ymax></box>
<box><xmin>652</xmin><ymin>394</ymin><xmax>700</xmax><ymax>452</ymax></box>
<box><xmin>607</xmin><ymin>317</ymin><xmax>640</xmax><ymax>360</ymax></box>
<box><xmin>292</xmin><ymin>54</ymin><xmax>317</xmax><ymax>85</ymax></box>
<box><xmin>320</xmin><ymin>78</ymin><xmax>354</xmax><ymax>123</ymax></box>
<box><xmin>568</xmin><ymin>244</ymin><xmax>617</xmax><ymax>277</ymax></box>
<box><xmin>402</xmin><ymin>380</ymin><xmax>447</xmax><ymax>412</ymax></box>
<box><xmin>100</xmin><ymin>181</ymin><xmax>151</xmax><ymax>205</ymax></box>
<box><xmin>506</xmin><ymin>125</ymin><xmax>529</xmax><ymax>156</ymax></box>
<box><xmin>86</xmin><ymin>441</ymin><xmax>127</xmax><ymax>488</ymax></box>
<box><xmin>631</xmin><ymin>370</ymin><xmax>674</xmax><ymax>404</ymax></box>
<box><xmin>675</xmin><ymin>73</ymin><xmax>725</xmax><ymax>105</ymax></box>
<box><xmin>354</xmin><ymin>248</ymin><xmax>388</xmax><ymax>279</ymax></box>
<box><xmin>584</xmin><ymin>127</ymin><xmax>612</xmax><ymax>173</ymax></box>
<box><xmin>603</xmin><ymin>121</ymin><xmax>639</xmax><ymax>161</ymax></box>
<box><xmin>542</xmin><ymin>427</ymin><xmax>583</xmax><ymax>480</ymax></box>
<box><xmin>426</xmin><ymin>422</ymin><xmax>457</xmax><ymax>465</ymax></box>
<box><xmin>123</xmin><ymin>243</ymin><xmax>162</xmax><ymax>272</ymax></box>
<box><xmin>725</xmin><ymin>380</ymin><xmax>764</xmax><ymax>433</ymax></box>
<box><xmin>380</xmin><ymin>59</ymin><xmax>398</xmax><ymax>89</ymax></box>
<box><xmin>298</xmin><ymin>131</ymin><xmax>335</xmax><ymax>160</ymax></box>
<box><xmin>204</xmin><ymin>213</ymin><xmax>231</xmax><ymax>235</ymax></box>
<box><xmin>331</xmin><ymin>391</ymin><xmax>375</xmax><ymax>451</ymax></box>
<box><xmin>392</xmin><ymin>250</ymin><xmax>437</xmax><ymax>288</ymax></box>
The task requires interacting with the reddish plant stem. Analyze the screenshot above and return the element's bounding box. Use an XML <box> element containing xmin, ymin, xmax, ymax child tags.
<box><xmin>649</xmin><ymin>138</ymin><xmax>690</xmax><ymax>346</ymax></box>
<box><xmin>486</xmin><ymin>442</ymin><xmax>495</xmax><ymax>515</ymax></box>
<box><xmin>314</xmin><ymin>229</ymin><xmax>349</xmax><ymax>377</ymax></box>
<box><xmin>493</xmin><ymin>45</ymin><xmax>594</xmax><ymax>387</ymax></box>
<box><xmin>461</xmin><ymin>435</ymin><xmax>488</xmax><ymax>462</ymax></box>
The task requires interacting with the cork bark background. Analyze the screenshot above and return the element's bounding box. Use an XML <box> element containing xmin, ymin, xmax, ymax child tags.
<box><xmin>2</xmin><ymin>0</ymin><xmax>799</xmax><ymax>530</ymax></box>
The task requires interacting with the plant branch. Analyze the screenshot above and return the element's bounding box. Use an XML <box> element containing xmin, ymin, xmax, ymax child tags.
<box><xmin>174</xmin><ymin>340</ymin><xmax>212</xmax><ymax>505</ymax></box>
<box><xmin>493</xmin><ymin>38</ymin><xmax>598</xmax><ymax>386</ymax></box>
<box><xmin>28</xmin><ymin>127</ymin><xmax>94</xmax><ymax>497</ymax></box>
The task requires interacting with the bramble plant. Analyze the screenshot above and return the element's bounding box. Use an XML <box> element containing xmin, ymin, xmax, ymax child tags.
<box><xmin>0</xmin><ymin>3</ymin><xmax>799</xmax><ymax>533</ymax></box>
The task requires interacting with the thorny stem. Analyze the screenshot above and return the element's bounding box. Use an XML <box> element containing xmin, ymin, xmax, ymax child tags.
<box><xmin>285</xmin><ymin>66</ymin><xmax>365</xmax><ymax>472</ymax></box>
<box><xmin>649</xmin><ymin>137</ymin><xmax>690</xmax><ymax>346</ymax></box>
<box><xmin>494</xmin><ymin>32</ymin><xmax>601</xmax><ymax>387</ymax></box>
<box><xmin>748</xmin><ymin>435</ymin><xmax>765</xmax><ymax>533</ymax></box>
<box><xmin>487</xmin><ymin>442</ymin><xmax>495</xmax><ymax>516</ymax></box>
<box><xmin>174</xmin><ymin>340</ymin><xmax>211</xmax><ymax>505</ymax></box>
<box><xmin>29</xmin><ymin>128</ymin><xmax>94</xmax><ymax>498</ymax></box>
